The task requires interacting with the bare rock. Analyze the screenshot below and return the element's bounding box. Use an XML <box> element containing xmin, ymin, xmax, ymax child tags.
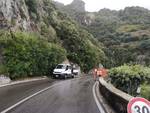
<box><xmin>0</xmin><ymin>0</ymin><xmax>31</xmax><ymax>31</ymax></box>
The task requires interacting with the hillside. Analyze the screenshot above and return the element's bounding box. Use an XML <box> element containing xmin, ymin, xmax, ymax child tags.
<box><xmin>0</xmin><ymin>0</ymin><xmax>150</xmax><ymax>80</ymax></box>
<box><xmin>0</xmin><ymin>0</ymin><xmax>105</xmax><ymax>79</ymax></box>
<box><xmin>53</xmin><ymin>0</ymin><xmax>150</xmax><ymax>68</ymax></box>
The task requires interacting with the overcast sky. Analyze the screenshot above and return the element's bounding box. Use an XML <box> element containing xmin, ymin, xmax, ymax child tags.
<box><xmin>54</xmin><ymin>0</ymin><xmax>150</xmax><ymax>12</ymax></box>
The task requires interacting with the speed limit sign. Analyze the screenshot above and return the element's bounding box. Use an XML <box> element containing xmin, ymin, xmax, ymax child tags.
<box><xmin>127</xmin><ymin>97</ymin><xmax>150</xmax><ymax>113</ymax></box>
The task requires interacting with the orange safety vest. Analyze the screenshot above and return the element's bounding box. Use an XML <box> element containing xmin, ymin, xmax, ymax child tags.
<box><xmin>96</xmin><ymin>68</ymin><xmax>108</xmax><ymax>77</ymax></box>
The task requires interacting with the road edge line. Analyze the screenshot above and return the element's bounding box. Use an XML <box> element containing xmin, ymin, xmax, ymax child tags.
<box><xmin>0</xmin><ymin>77</ymin><xmax>47</xmax><ymax>88</ymax></box>
<box><xmin>1</xmin><ymin>77</ymin><xmax>82</xmax><ymax>113</ymax></box>
<box><xmin>93</xmin><ymin>82</ymin><xmax>106</xmax><ymax>113</ymax></box>
<box><xmin>1</xmin><ymin>81</ymin><xmax>64</xmax><ymax>113</ymax></box>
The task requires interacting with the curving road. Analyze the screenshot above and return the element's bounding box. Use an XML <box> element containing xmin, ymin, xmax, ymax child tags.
<box><xmin>1</xmin><ymin>76</ymin><xmax>101</xmax><ymax>113</ymax></box>
<box><xmin>0</xmin><ymin>78</ymin><xmax>57</xmax><ymax>112</ymax></box>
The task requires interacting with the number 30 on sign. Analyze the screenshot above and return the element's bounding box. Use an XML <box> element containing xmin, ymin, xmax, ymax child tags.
<box><xmin>127</xmin><ymin>97</ymin><xmax>150</xmax><ymax>113</ymax></box>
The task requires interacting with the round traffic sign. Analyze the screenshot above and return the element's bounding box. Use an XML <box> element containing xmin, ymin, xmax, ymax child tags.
<box><xmin>127</xmin><ymin>97</ymin><xmax>150</xmax><ymax>113</ymax></box>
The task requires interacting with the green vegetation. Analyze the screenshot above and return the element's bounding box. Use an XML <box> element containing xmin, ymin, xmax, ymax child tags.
<box><xmin>25</xmin><ymin>0</ymin><xmax>38</xmax><ymax>20</ymax></box>
<box><xmin>87</xmin><ymin>8</ymin><xmax>150</xmax><ymax>68</ymax></box>
<box><xmin>55</xmin><ymin>3</ymin><xmax>150</xmax><ymax>68</ymax></box>
<box><xmin>40</xmin><ymin>23</ymin><xmax>57</xmax><ymax>42</ymax></box>
<box><xmin>0</xmin><ymin>0</ymin><xmax>105</xmax><ymax>79</ymax></box>
<box><xmin>41</xmin><ymin>1</ymin><xmax>105</xmax><ymax>72</ymax></box>
<box><xmin>0</xmin><ymin>31</ymin><xmax>66</xmax><ymax>79</ymax></box>
<box><xmin>52</xmin><ymin>0</ymin><xmax>150</xmax><ymax>99</ymax></box>
<box><xmin>141</xmin><ymin>84</ymin><xmax>150</xmax><ymax>100</ymax></box>
<box><xmin>117</xmin><ymin>24</ymin><xmax>144</xmax><ymax>33</ymax></box>
<box><xmin>0</xmin><ymin>65</ymin><xmax>8</xmax><ymax>75</ymax></box>
<box><xmin>52</xmin><ymin>20</ymin><xmax>105</xmax><ymax>71</ymax></box>
<box><xmin>109</xmin><ymin>65</ymin><xmax>150</xmax><ymax>100</ymax></box>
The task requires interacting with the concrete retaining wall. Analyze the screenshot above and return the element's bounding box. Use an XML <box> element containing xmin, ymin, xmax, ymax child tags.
<box><xmin>0</xmin><ymin>75</ymin><xmax>11</xmax><ymax>85</ymax></box>
<box><xmin>99</xmin><ymin>77</ymin><xmax>133</xmax><ymax>113</ymax></box>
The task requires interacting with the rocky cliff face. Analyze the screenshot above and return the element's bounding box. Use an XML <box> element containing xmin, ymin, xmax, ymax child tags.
<box><xmin>53</xmin><ymin>0</ymin><xmax>85</xmax><ymax>12</ymax></box>
<box><xmin>53</xmin><ymin>0</ymin><xmax>91</xmax><ymax>25</ymax></box>
<box><xmin>0</xmin><ymin>0</ymin><xmax>54</xmax><ymax>32</ymax></box>
<box><xmin>68</xmin><ymin>0</ymin><xmax>85</xmax><ymax>12</ymax></box>
<box><xmin>0</xmin><ymin>0</ymin><xmax>58</xmax><ymax>65</ymax></box>
<box><xmin>0</xmin><ymin>0</ymin><xmax>31</xmax><ymax>31</ymax></box>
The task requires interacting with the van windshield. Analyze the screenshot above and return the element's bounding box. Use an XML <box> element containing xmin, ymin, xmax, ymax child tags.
<box><xmin>56</xmin><ymin>65</ymin><xmax>66</xmax><ymax>69</ymax></box>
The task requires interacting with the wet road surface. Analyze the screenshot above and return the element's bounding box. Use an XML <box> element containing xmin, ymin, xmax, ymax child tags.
<box><xmin>0</xmin><ymin>78</ymin><xmax>57</xmax><ymax>112</ymax></box>
<box><xmin>1</xmin><ymin>76</ymin><xmax>100</xmax><ymax>113</ymax></box>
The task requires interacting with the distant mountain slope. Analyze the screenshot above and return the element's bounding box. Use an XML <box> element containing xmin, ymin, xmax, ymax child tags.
<box><xmin>53</xmin><ymin>0</ymin><xmax>85</xmax><ymax>12</ymax></box>
<box><xmin>53</xmin><ymin>0</ymin><xmax>150</xmax><ymax>67</ymax></box>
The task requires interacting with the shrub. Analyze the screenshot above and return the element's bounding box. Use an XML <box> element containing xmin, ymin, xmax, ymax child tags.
<box><xmin>0</xmin><ymin>31</ymin><xmax>66</xmax><ymax>79</ymax></box>
<box><xmin>109</xmin><ymin>64</ymin><xmax>150</xmax><ymax>98</ymax></box>
<box><xmin>0</xmin><ymin>64</ymin><xmax>8</xmax><ymax>75</ymax></box>
<box><xmin>54</xmin><ymin>20</ymin><xmax>105</xmax><ymax>72</ymax></box>
<box><xmin>40</xmin><ymin>23</ymin><xmax>57</xmax><ymax>42</ymax></box>
<box><xmin>25</xmin><ymin>0</ymin><xmax>38</xmax><ymax>20</ymax></box>
<box><xmin>141</xmin><ymin>84</ymin><xmax>150</xmax><ymax>100</ymax></box>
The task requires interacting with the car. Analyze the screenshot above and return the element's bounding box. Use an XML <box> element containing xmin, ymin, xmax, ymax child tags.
<box><xmin>53</xmin><ymin>64</ymin><xmax>74</xmax><ymax>79</ymax></box>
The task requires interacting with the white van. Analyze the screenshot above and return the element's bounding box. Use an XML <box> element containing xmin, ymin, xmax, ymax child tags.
<box><xmin>53</xmin><ymin>64</ymin><xmax>74</xmax><ymax>79</ymax></box>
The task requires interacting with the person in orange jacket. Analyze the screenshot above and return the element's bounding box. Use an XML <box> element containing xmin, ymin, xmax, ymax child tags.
<box><xmin>93</xmin><ymin>66</ymin><xmax>108</xmax><ymax>80</ymax></box>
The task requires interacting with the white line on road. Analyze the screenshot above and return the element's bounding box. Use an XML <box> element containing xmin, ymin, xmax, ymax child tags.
<box><xmin>1</xmin><ymin>77</ymin><xmax>82</xmax><ymax>113</ymax></box>
<box><xmin>1</xmin><ymin>85</ymin><xmax>55</xmax><ymax>113</ymax></box>
<box><xmin>93</xmin><ymin>82</ymin><xmax>106</xmax><ymax>113</ymax></box>
<box><xmin>0</xmin><ymin>77</ymin><xmax>47</xmax><ymax>88</ymax></box>
<box><xmin>1</xmin><ymin>81</ymin><xmax>65</xmax><ymax>113</ymax></box>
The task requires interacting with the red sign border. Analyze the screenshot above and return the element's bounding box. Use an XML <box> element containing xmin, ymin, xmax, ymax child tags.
<box><xmin>127</xmin><ymin>97</ymin><xmax>150</xmax><ymax>113</ymax></box>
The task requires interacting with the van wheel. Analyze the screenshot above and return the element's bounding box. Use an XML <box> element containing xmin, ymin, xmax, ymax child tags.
<box><xmin>64</xmin><ymin>75</ymin><xmax>67</xmax><ymax>79</ymax></box>
<box><xmin>72</xmin><ymin>75</ymin><xmax>74</xmax><ymax>78</ymax></box>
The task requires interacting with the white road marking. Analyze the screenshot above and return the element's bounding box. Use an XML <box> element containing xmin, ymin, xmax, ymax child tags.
<box><xmin>93</xmin><ymin>82</ymin><xmax>106</xmax><ymax>113</ymax></box>
<box><xmin>1</xmin><ymin>78</ymin><xmax>79</xmax><ymax>113</ymax></box>
<box><xmin>0</xmin><ymin>78</ymin><xmax>47</xmax><ymax>88</ymax></box>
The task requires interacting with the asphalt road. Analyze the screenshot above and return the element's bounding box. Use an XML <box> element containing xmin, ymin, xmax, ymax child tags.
<box><xmin>1</xmin><ymin>76</ymin><xmax>100</xmax><ymax>113</ymax></box>
<box><xmin>0</xmin><ymin>78</ymin><xmax>57</xmax><ymax>112</ymax></box>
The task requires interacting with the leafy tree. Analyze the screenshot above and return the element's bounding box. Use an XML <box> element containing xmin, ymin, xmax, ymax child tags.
<box><xmin>40</xmin><ymin>23</ymin><xmax>58</xmax><ymax>43</ymax></box>
<box><xmin>0</xmin><ymin>31</ymin><xmax>66</xmax><ymax>79</ymax></box>
<box><xmin>25</xmin><ymin>0</ymin><xmax>38</xmax><ymax>20</ymax></box>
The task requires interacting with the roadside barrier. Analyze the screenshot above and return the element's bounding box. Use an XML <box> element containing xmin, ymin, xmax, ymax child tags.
<box><xmin>98</xmin><ymin>77</ymin><xmax>133</xmax><ymax>113</ymax></box>
<box><xmin>0</xmin><ymin>75</ymin><xmax>11</xmax><ymax>85</ymax></box>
